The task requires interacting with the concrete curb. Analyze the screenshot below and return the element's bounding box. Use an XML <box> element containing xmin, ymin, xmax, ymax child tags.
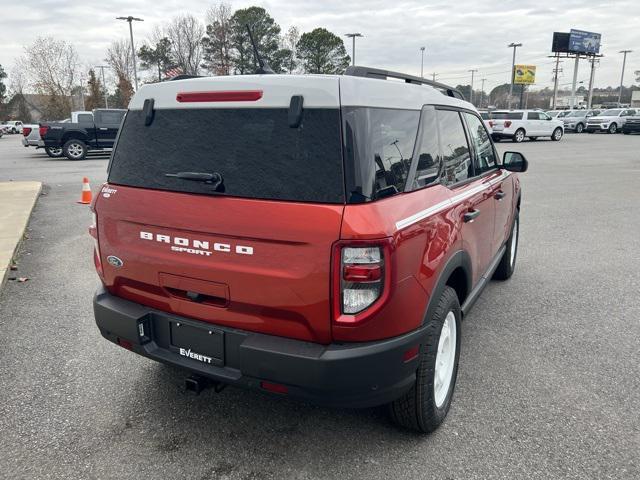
<box><xmin>0</xmin><ymin>181</ymin><xmax>42</xmax><ymax>289</ymax></box>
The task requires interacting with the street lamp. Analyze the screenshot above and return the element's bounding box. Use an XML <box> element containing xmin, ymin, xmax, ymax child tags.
<box><xmin>618</xmin><ymin>50</ymin><xmax>632</xmax><ymax>105</ymax></box>
<box><xmin>116</xmin><ymin>16</ymin><xmax>144</xmax><ymax>90</ymax></box>
<box><xmin>95</xmin><ymin>65</ymin><xmax>110</xmax><ymax>108</ymax></box>
<box><xmin>508</xmin><ymin>42</ymin><xmax>522</xmax><ymax>109</ymax></box>
<box><xmin>345</xmin><ymin>33</ymin><xmax>363</xmax><ymax>66</ymax></box>
<box><xmin>420</xmin><ymin>47</ymin><xmax>425</xmax><ymax>78</ymax></box>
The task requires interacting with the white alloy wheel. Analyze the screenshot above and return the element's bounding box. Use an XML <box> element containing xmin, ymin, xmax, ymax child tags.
<box><xmin>434</xmin><ymin>311</ymin><xmax>457</xmax><ymax>408</ymax></box>
<box><xmin>515</xmin><ymin>130</ymin><xmax>525</xmax><ymax>142</ymax></box>
<box><xmin>510</xmin><ymin>217</ymin><xmax>518</xmax><ymax>267</ymax></box>
<box><xmin>67</xmin><ymin>143</ymin><xmax>84</xmax><ymax>159</ymax></box>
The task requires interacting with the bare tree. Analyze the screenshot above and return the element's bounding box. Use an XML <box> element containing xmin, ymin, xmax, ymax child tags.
<box><xmin>280</xmin><ymin>26</ymin><xmax>300</xmax><ymax>74</ymax></box>
<box><xmin>165</xmin><ymin>15</ymin><xmax>205</xmax><ymax>75</ymax></box>
<box><xmin>106</xmin><ymin>39</ymin><xmax>133</xmax><ymax>83</ymax></box>
<box><xmin>202</xmin><ymin>2</ymin><xmax>233</xmax><ymax>75</ymax></box>
<box><xmin>15</xmin><ymin>37</ymin><xmax>79</xmax><ymax>119</ymax></box>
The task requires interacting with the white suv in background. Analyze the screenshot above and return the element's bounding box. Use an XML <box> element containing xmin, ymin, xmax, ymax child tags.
<box><xmin>490</xmin><ymin>110</ymin><xmax>564</xmax><ymax>143</ymax></box>
<box><xmin>585</xmin><ymin>108</ymin><xmax>637</xmax><ymax>134</ymax></box>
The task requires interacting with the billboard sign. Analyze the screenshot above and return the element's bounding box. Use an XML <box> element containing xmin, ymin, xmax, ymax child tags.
<box><xmin>568</xmin><ymin>29</ymin><xmax>601</xmax><ymax>55</ymax></box>
<box><xmin>552</xmin><ymin>32</ymin><xmax>571</xmax><ymax>53</ymax></box>
<box><xmin>514</xmin><ymin>65</ymin><xmax>536</xmax><ymax>85</ymax></box>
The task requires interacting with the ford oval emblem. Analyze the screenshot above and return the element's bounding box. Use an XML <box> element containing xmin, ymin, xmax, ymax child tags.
<box><xmin>106</xmin><ymin>255</ymin><xmax>124</xmax><ymax>268</ymax></box>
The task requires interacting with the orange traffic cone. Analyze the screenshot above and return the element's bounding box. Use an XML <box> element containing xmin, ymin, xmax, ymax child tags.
<box><xmin>78</xmin><ymin>177</ymin><xmax>92</xmax><ymax>204</ymax></box>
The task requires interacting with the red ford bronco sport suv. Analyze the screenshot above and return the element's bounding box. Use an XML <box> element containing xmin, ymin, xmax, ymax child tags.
<box><xmin>91</xmin><ymin>66</ymin><xmax>527</xmax><ymax>432</ymax></box>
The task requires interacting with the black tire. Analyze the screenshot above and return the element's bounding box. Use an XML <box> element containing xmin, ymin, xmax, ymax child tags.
<box><xmin>587</xmin><ymin>130</ymin><xmax>594</xmax><ymax>133</ymax></box>
<box><xmin>575</xmin><ymin>123</ymin><xmax>584</xmax><ymax>133</ymax></box>
<box><xmin>551</xmin><ymin>127</ymin><xmax>563</xmax><ymax>141</ymax></box>
<box><xmin>45</xmin><ymin>146</ymin><xmax>64</xmax><ymax>158</ymax></box>
<box><xmin>493</xmin><ymin>211</ymin><xmax>519</xmax><ymax>280</ymax></box>
<box><xmin>63</xmin><ymin>139</ymin><xmax>87</xmax><ymax>160</ymax></box>
<box><xmin>512</xmin><ymin>128</ymin><xmax>525</xmax><ymax>143</ymax></box>
<box><xmin>389</xmin><ymin>287</ymin><xmax>461</xmax><ymax>433</ymax></box>
<box><xmin>608</xmin><ymin>123</ymin><xmax>618</xmax><ymax>134</ymax></box>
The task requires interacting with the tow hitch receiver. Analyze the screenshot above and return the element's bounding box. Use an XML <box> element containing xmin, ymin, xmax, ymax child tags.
<box><xmin>184</xmin><ymin>375</ymin><xmax>226</xmax><ymax>395</ymax></box>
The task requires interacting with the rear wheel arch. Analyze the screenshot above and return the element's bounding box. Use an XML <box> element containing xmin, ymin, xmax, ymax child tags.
<box><xmin>423</xmin><ymin>251</ymin><xmax>472</xmax><ymax>324</ymax></box>
<box><xmin>62</xmin><ymin>131</ymin><xmax>88</xmax><ymax>145</ymax></box>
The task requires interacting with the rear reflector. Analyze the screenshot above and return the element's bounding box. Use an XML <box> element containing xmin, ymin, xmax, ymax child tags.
<box><xmin>260</xmin><ymin>381</ymin><xmax>288</xmax><ymax>394</ymax></box>
<box><xmin>403</xmin><ymin>345</ymin><xmax>420</xmax><ymax>363</ymax></box>
<box><xmin>176</xmin><ymin>90</ymin><xmax>263</xmax><ymax>103</ymax></box>
<box><xmin>117</xmin><ymin>338</ymin><xmax>133</xmax><ymax>350</ymax></box>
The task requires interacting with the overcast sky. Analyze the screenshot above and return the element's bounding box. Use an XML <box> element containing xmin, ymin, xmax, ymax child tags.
<box><xmin>1</xmin><ymin>0</ymin><xmax>639</xmax><ymax>92</ymax></box>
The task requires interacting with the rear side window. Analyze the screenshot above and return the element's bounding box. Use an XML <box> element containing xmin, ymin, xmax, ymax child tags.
<box><xmin>527</xmin><ymin>112</ymin><xmax>540</xmax><ymax>120</ymax></box>
<box><xmin>109</xmin><ymin>108</ymin><xmax>344</xmax><ymax>203</ymax></box>
<box><xmin>491</xmin><ymin>112</ymin><xmax>523</xmax><ymax>120</ymax></box>
<box><xmin>410</xmin><ymin>106</ymin><xmax>441</xmax><ymax>189</ymax></box>
<box><xmin>437</xmin><ymin>110</ymin><xmax>472</xmax><ymax>185</ymax></box>
<box><xmin>343</xmin><ymin>107</ymin><xmax>419</xmax><ymax>203</ymax></box>
<box><xmin>98</xmin><ymin>111</ymin><xmax>125</xmax><ymax>124</ymax></box>
<box><xmin>78</xmin><ymin>114</ymin><xmax>93</xmax><ymax>123</ymax></box>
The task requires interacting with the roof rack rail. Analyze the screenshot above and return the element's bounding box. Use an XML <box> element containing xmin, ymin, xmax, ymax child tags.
<box><xmin>169</xmin><ymin>74</ymin><xmax>204</xmax><ymax>81</ymax></box>
<box><xmin>344</xmin><ymin>66</ymin><xmax>465</xmax><ymax>101</ymax></box>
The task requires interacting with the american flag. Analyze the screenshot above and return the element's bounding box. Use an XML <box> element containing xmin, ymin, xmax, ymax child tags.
<box><xmin>164</xmin><ymin>66</ymin><xmax>184</xmax><ymax>79</ymax></box>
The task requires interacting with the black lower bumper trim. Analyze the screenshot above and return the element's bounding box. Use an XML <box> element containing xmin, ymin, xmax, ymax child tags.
<box><xmin>93</xmin><ymin>287</ymin><xmax>424</xmax><ymax>408</ymax></box>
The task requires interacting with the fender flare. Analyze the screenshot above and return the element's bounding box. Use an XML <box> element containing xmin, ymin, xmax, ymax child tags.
<box><xmin>422</xmin><ymin>250</ymin><xmax>473</xmax><ymax>325</ymax></box>
<box><xmin>62</xmin><ymin>130</ymin><xmax>89</xmax><ymax>145</ymax></box>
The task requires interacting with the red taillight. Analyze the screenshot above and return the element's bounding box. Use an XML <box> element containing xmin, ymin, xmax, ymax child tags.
<box><xmin>261</xmin><ymin>381</ymin><xmax>288</xmax><ymax>394</ymax></box>
<box><xmin>332</xmin><ymin>240</ymin><xmax>393</xmax><ymax>325</ymax></box>
<box><xmin>22</xmin><ymin>127</ymin><xmax>32</xmax><ymax>137</ymax></box>
<box><xmin>504</xmin><ymin>121</ymin><xmax>512</xmax><ymax>128</ymax></box>
<box><xmin>488</xmin><ymin>121</ymin><xmax>494</xmax><ymax>127</ymax></box>
<box><xmin>176</xmin><ymin>90</ymin><xmax>263</xmax><ymax>103</ymax></box>
<box><xmin>39</xmin><ymin>125</ymin><xmax>49</xmax><ymax>137</ymax></box>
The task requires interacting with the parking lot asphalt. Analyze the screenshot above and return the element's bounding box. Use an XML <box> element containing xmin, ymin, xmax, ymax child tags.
<box><xmin>0</xmin><ymin>132</ymin><xmax>639</xmax><ymax>479</ymax></box>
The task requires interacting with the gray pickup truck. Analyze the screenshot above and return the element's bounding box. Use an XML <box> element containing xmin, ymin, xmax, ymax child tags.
<box><xmin>41</xmin><ymin>109</ymin><xmax>126</xmax><ymax>160</ymax></box>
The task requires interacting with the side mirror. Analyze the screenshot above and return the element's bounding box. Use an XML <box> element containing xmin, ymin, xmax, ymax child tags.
<box><xmin>502</xmin><ymin>152</ymin><xmax>528</xmax><ymax>173</ymax></box>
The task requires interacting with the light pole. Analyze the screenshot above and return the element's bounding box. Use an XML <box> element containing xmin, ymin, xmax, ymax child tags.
<box><xmin>469</xmin><ymin>69</ymin><xmax>478</xmax><ymax>104</ymax></box>
<box><xmin>116</xmin><ymin>16</ymin><xmax>144</xmax><ymax>90</ymax></box>
<box><xmin>95</xmin><ymin>65</ymin><xmax>109</xmax><ymax>108</ymax></box>
<box><xmin>587</xmin><ymin>58</ymin><xmax>598</xmax><ymax>109</ymax></box>
<box><xmin>480</xmin><ymin>78</ymin><xmax>486</xmax><ymax>108</ymax></box>
<box><xmin>79</xmin><ymin>74</ymin><xmax>86</xmax><ymax>110</ymax></box>
<box><xmin>618</xmin><ymin>50</ymin><xmax>632</xmax><ymax>105</ymax></box>
<box><xmin>508</xmin><ymin>42</ymin><xmax>522</xmax><ymax>109</ymax></box>
<box><xmin>420</xmin><ymin>46</ymin><xmax>425</xmax><ymax>78</ymax></box>
<box><xmin>345</xmin><ymin>33</ymin><xmax>363</xmax><ymax>66</ymax></box>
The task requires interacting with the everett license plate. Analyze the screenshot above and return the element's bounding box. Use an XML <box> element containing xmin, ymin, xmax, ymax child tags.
<box><xmin>170</xmin><ymin>322</ymin><xmax>224</xmax><ymax>366</ymax></box>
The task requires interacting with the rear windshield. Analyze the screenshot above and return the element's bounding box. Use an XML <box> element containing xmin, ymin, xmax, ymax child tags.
<box><xmin>491</xmin><ymin>112</ymin><xmax>523</xmax><ymax>120</ymax></box>
<box><xmin>108</xmin><ymin>108</ymin><xmax>344</xmax><ymax>203</ymax></box>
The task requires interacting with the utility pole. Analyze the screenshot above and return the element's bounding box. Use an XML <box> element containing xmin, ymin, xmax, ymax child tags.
<box><xmin>79</xmin><ymin>74</ymin><xmax>86</xmax><ymax>110</ymax></box>
<box><xmin>469</xmin><ymin>69</ymin><xmax>478</xmax><ymax>104</ymax></box>
<box><xmin>552</xmin><ymin>54</ymin><xmax>561</xmax><ymax>109</ymax></box>
<box><xmin>618</xmin><ymin>50</ymin><xmax>632</xmax><ymax>105</ymax></box>
<box><xmin>570</xmin><ymin>54</ymin><xmax>580</xmax><ymax>109</ymax></box>
<box><xmin>587</xmin><ymin>58</ymin><xmax>598</xmax><ymax>109</ymax></box>
<box><xmin>95</xmin><ymin>65</ymin><xmax>109</xmax><ymax>108</ymax></box>
<box><xmin>508</xmin><ymin>43</ymin><xmax>522</xmax><ymax>109</ymax></box>
<box><xmin>116</xmin><ymin>16</ymin><xmax>144</xmax><ymax>90</ymax></box>
<box><xmin>480</xmin><ymin>78</ymin><xmax>486</xmax><ymax>108</ymax></box>
<box><xmin>345</xmin><ymin>33</ymin><xmax>363</xmax><ymax>66</ymax></box>
<box><xmin>432</xmin><ymin>72</ymin><xmax>437</xmax><ymax>82</ymax></box>
<box><xmin>420</xmin><ymin>47</ymin><xmax>425</xmax><ymax>78</ymax></box>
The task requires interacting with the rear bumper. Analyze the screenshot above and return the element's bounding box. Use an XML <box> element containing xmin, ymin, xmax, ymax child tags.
<box><xmin>93</xmin><ymin>287</ymin><xmax>423</xmax><ymax>408</ymax></box>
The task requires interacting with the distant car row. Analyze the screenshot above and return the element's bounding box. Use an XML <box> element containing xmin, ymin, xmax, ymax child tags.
<box><xmin>1</xmin><ymin>109</ymin><xmax>125</xmax><ymax>160</ymax></box>
<box><xmin>479</xmin><ymin>108</ymin><xmax>640</xmax><ymax>142</ymax></box>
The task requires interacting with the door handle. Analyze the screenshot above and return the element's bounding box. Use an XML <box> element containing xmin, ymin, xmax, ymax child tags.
<box><xmin>494</xmin><ymin>190</ymin><xmax>506</xmax><ymax>200</ymax></box>
<box><xmin>463</xmin><ymin>209</ymin><xmax>481</xmax><ymax>223</ymax></box>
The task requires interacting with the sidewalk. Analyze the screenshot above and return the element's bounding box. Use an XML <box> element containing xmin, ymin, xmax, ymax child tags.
<box><xmin>0</xmin><ymin>181</ymin><xmax>42</xmax><ymax>288</ymax></box>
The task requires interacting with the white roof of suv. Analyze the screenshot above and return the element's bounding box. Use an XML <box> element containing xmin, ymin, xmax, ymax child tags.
<box><xmin>129</xmin><ymin>73</ymin><xmax>471</xmax><ymax>112</ymax></box>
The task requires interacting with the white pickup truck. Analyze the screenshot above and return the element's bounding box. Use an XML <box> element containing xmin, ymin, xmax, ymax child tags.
<box><xmin>21</xmin><ymin>111</ymin><xmax>92</xmax><ymax>158</ymax></box>
<box><xmin>490</xmin><ymin>110</ymin><xmax>564</xmax><ymax>143</ymax></box>
<box><xmin>1</xmin><ymin>120</ymin><xmax>24</xmax><ymax>134</ymax></box>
